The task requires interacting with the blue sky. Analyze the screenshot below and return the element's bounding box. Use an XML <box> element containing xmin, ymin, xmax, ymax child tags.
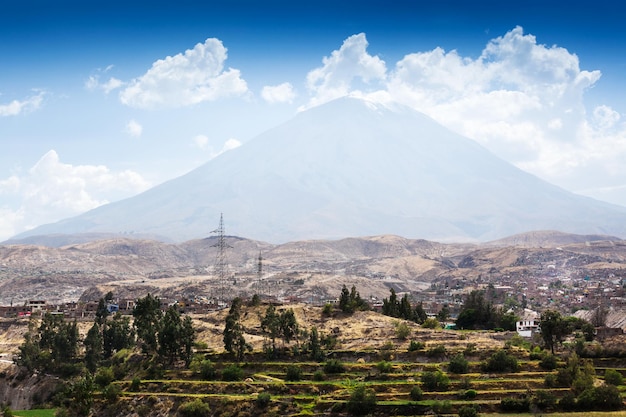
<box><xmin>1</xmin><ymin>0</ymin><xmax>626</xmax><ymax>241</ymax></box>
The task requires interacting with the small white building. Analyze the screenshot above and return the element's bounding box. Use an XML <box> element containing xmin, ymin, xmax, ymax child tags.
<box><xmin>516</xmin><ymin>309</ymin><xmax>540</xmax><ymax>337</ymax></box>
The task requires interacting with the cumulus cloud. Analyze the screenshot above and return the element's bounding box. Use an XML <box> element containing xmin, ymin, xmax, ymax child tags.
<box><xmin>120</xmin><ymin>38</ymin><xmax>249</xmax><ymax>109</ymax></box>
<box><xmin>261</xmin><ymin>82</ymin><xmax>296</xmax><ymax>103</ymax></box>
<box><xmin>191</xmin><ymin>135</ymin><xmax>241</xmax><ymax>158</ymax></box>
<box><xmin>85</xmin><ymin>65</ymin><xmax>124</xmax><ymax>94</ymax></box>
<box><xmin>302</xmin><ymin>33</ymin><xmax>386</xmax><ymax>110</ymax></box>
<box><xmin>125</xmin><ymin>119</ymin><xmax>143</xmax><ymax>137</ymax></box>
<box><xmin>0</xmin><ymin>91</ymin><xmax>44</xmax><ymax>116</ymax></box>
<box><xmin>0</xmin><ymin>150</ymin><xmax>151</xmax><ymax>241</ymax></box>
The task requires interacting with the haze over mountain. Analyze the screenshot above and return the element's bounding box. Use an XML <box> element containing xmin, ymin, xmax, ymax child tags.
<box><xmin>9</xmin><ymin>97</ymin><xmax>626</xmax><ymax>244</ymax></box>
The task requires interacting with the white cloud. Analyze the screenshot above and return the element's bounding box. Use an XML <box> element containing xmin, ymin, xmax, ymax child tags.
<box><xmin>191</xmin><ymin>136</ymin><xmax>241</xmax><ymax>158</ymax></box>
<box><xmin>85</xmin><ymin>66</ymin><xmax>124</xmax><ymax>94</ymax></box>
<box><xmin>0</xmin><ymin>150</ymin><xmax>151</xmax><ymax>241</ymax></box>
<box><xmin>261</xmin><ymin>82</ymin><xmax>296</xmax><ymax>103</ymax></box>
<box><xmin>192</xmin><ymin>134</ymin><xmax>210</xmax><ymax>150</ymax></box>
<box><xmin>0</xmin><ymin>91</ymin><xmax>44</xmax><ymax>116</ymax></box>
<box><xmin>125</xmin><ymin>119</ymin><xmax>143</xmax><ymax>138</ymax></box>
<box><xmin>302</xmin><ymin>33</ymin><xmax>386</xmax><ymax>110</ymax></box>
<box><xmin>120</xmin><ymin>38</ymin><xmax>249</xmax><ymax>109</ymax></box>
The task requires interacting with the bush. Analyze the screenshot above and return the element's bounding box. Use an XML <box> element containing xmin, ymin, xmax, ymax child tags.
<box><xmin>482</xmin><ymin>349</ymin><xmax>518</xmax><ymax>373</ymax></box>
<box><xmin>178</xmin><ymin>398</ymin><xmax>211</xmax><ymax>417</ymax></box>
<box><xmin>376</xmin><ymin>361</ymin><xmax>393</xmax><ymax>374</ymax></box>
<box><xmin>604</xmin><ymin>368</ymin><xmax>624</xmax><ymax>386</ymax></box>
<box><xmin>426</xmin><ymin>344</ymin><xmax>447</xmax><ymax>358</ymax></box>
<box><xmin>458</xmin><ymin>405</ymin><xmax>479</xmax><ymax>417</ymax></box>
<box><xmin>394</xmin><ymin>322</ymin><xmax>410</xmax><ymax>340</ymax></box>
<box><xmin>322</xmin><ymin>303</ymin><xmax>333</xmax><ymax>317</ymax></box>
<box><xmin>500</xmin><ymin>397</ymin><xmax>530</xmax><ymax>412</ymax></box>
<box><xmin>421</xmin><ymin>370</ymin><xmax>450</xmax><ymax>391</ymax></box>
<box><xmin>559</xmin><ymin>391</ymin><xmax>577</xmax><ymax>411</ymax></box>
<box><xmin>539</xmin><ymin>353</ymin><xmax>557</xmax><ymax>370</ymax></box>
<box><xmin>312</xmin><ymin>370</ymin><xmax>325</xmax><ymax>381</ymax></box>
<box><xmin>544</xmin><ymin>373</ymin><xmax>557</xmax><ymax>388</ymax></box>
<box><xmin>346</xmin><ymin>384</ymin><xmax>377</xmax><ymax>416</ymax></box>
<box><xmin>577</xmin><ymin>385</ymin><xmax>623</xmax><ymax>411</ymax></box>
<box><xmin>532</xmin><ymin>390</ymin><xmax>556</xmax><ymax>411</ymax></box>
<box><xmin>102</xmin><ymin>383</ymin><xmax>121</xmax><ymax>403</ymax></box>
<box><xmin>409</xmin><ymin>385</ymin><xmax>423</xmax><ymax>401</ymax></box>
<box><xmin>222</xmin><ymin>364</ymin><xmax>244</xmax><ymax>381</ymax></box>
<box><xmin>130</xmin><ymin>377</ymin><xmax>141</xmax><ymax>391</ymax></box>
<box><xmin>324</xmin><ymin>359</ymin><xmax>345</xmax><ymax>374</ymax></box>
<box><xmin>422</xmin><ymin>317</ymin><xmax>440</xmax><ymax>329</ymax></box>
<box><xmin>448</xmin><ymin>353</ymin><xmax>469</xmax><ymax>374</ymax></box>
<box><xmin>256</xmin><ymin>392</ymin><xmax>271</xmax><ymax>408</ymax></box>
<box><xmin>285</xmin><ymin>365</ymin><xmax>302</xmax><ymax>381</ymax></box>
<box><xmin>408</xmin><ymin>340</ymin><xmax>424</xmax><ymax>352</ymax></box>
<box><xmin>462</xmin><ymin>389</ymin><xmax>477</xmax><ymax>400</ymax></box>
<box><xmin>431</xmin><ymin>400</ymin><xmax>452</xmax><ymax>414</ymax></box>
<box><xmin>94</xmin><ymin>367</ymin><xmax>115</xmax><ymax>388</ymax></box>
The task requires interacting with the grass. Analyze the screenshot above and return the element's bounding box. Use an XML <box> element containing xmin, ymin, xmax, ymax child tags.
<box><xmin>481</xmin><ymin>413</ymin><xmax>626</xmax><ymax>417</ymax></box>
<box><xmin>12</xmin><ymin>410</ymin><xmax>56</xmax><ymax>417</ymax></box>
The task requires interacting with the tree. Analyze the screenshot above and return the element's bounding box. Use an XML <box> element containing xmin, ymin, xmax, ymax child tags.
<box><xmin>339</xmin><ymin>285</ymin><xmax>351</xmax><ymax>312</ymax></box>
<box><xmin>84</xmin><ymin>322</ymin><xmax>103</xmax><ymax>373</ymax></box>
<box><xmin>339</xmin><ymin>285</ymin><xmax>368</xmax><ymax>314</ymax></box>
<box><xmin>260</xmin><ymin>304</ymin><xmax>280</xmax><ymax>354</ymax></box>
<box><xmin>346</xmin><ymin>384</ymin><xmax>377</xmax><ymax>416</ymax></box>
<box><xmin>437</xmin><ymin>305</ymin><xmax>450</xmax><ymax>323</ymax></box>
<box><xmin>382</xmin><ymin>288</ymin><xmax>399</xmax><ymax>317</ymax></box>
<box><xmin>95</xmin><ymin>298</ymin><xmax>109</xmax><ymax>325</ymax></box>
<box><xmin>133</xmin><ymin>294</ymin><xmax>163</xmax><ymax>355</ymax></box>
<box><xmin>279</xmin><ymin>308</ymin><xmax>299</xmax><ymax>346</ymax></box>
<box><xmin>540</xmin><ymin>310</ymin><xmax>572</xmax><ymax>354</ymax></box>
<box><xmin>103</xmin><ymin>313</ymin><xmax>134</xmax><ymax>359</ymax></box>
<box><xmin>159</xmin><ymin>306</ymin><xmax>185</xmax><ymax>364</ymax></box>
<box><xmin>223</xmin><ymin>297</ymin><xmax>250</xmax><ymax>361</ymax></box>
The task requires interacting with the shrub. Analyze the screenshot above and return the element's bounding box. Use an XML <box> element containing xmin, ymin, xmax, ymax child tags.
<box><xmin>482</xmin><ymin>349</ymin><xmax>518</xmax><ymax>373</ymax></box>
<box><xmin>94</xmin><ymin>367</ymin><xmax>115</xmax><ymax>388</ymax></box>
<box><xmin>394</xmin><ymin>322</ymin><xmax>410</xmax><ymax>340</ymax></box>
<box><xmin>459</xmin><ymin>376</ymin><xmax>472</xmax><ymax>389</ymax></box>
<box><xmin>346</xmin><ymin>384</ymin><xmax>377</xmax><ymax>416</ymax></box>
<box><xmin>462</xmin><ymin>389</ymin><xmax>477</xmax><ymax>400</ymax></box>
<box><xmin>285</xmin><ymin>365</ymin><xmax>302</xmax><ymax>381</ymax></box>
<box><xmin>544</xmin><ymin>373</ymin><xmax>557</xmax><ymax>388</ymax></box>
<box><xmin>426</xmin><ymin>344</ymin><xmax>447</xmax><ymax>358</ymax></box>
<box><xmin>448</xmin><ymin>353</ymin><xmax>469</xmax><ymax>374</ymax></box>
<box><xmin>409</xmin><ymin>385</ymin><xmax>423</xmax><ymax>401</ymax></box>
<box><xmin>558</xmin><ymin>391</ymin><xmax>577</xmax><ymax>411</ymax></box>
<box><xmin>312</xmin><ymin>370</ymin><xmax>325</xmax><ymax>381</ymax></box>
<box><xmin>222</xmin><ymin>364</ymin><xmax>244</xmax><ymax>381</ymax></box>
<box><xmin>324</xmin><ymin>359</ymin><xmax>345</xmax><ymax>374</ymax></box>
<box><xmin>130</xmin><ymin>377</ymin><xmax>141</xmax><ymax>391</ymax></box>
<box><xmin>256</xmin><ymin>392</ymin><xmax>271</xmax><ymax>408</ymax></box>
<box><xmin>421</xmin><ymin>370</ymin><xmax>450</xmax><ymax>391</ymax></box>
<box><xmin>529</xmin><ymin>346</ymin><xmax>545</xmax><ymax>360</ymax></box>
<box><xmin>431</xmin><ymin>400</ymin><xmax>452</xmax><ymax>414</ymax></box>
<box><xmin>198</xmin><ymin>360</ymin><xmax>216</xmax><ymax>380</ymax></box>
<box><xmin>322</xmin><ymin>303</ymin><xmax>334</xmax><ymax>317</ymax></box>
<box><xmin>604</xmin><ymin>368</ymin><xmax>624</xmax><ymax>386</ymax></box>
<box><xmin>178</xmin><ymin>398</ymin><xmax>211</xmax><ymax>417</ymax></box>
<box><xmin>376</xmin><ymin>361</ymin><xmax>393</xmax><ymax>374</ymax></box>
<box><xmin>102</xmin><ymin>383</ymin><xmax>121</xmax><ymax>403</ymax></box>
<box><xmin>539</xmin><ymin>353</ymin><xmax>557</xmax><ymax>370</ymax></box>
<box><xmin>408</xmin><ymin>340</ymin><xmax>424</xmax><ymax>352</ymax></box>
<box><xmin>500</xmin><ymin>397</ymin><xmax>530</xmax><ymax>412</ymax></box>
<box><xmin>532</xmin><ymin>390</ymin><xmax>556</xmax><ymax>411</ymax></box>
<box><xmin>422</xmin><ymin>317</ymin><xmax>440</xmax><ymax>329</ymax></box>
<box><xmin>577</xmin><ymin>385</ymin><xmax>623</xmax><ymax>411</ymax></box>
<box><xmin>458</xmin><ymin>405</ymin><xmax>479</xmax><ymax>417</ymax></box>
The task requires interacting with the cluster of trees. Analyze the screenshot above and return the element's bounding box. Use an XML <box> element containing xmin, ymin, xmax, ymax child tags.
<box><xmin>338</xmin><ymin>285</ymin><xmax>369</xmax><ymax>313</ymax></box>
<box><xmin>16</xmin><ymin>293</ymin><xmax>195</xmax><ymax>377</ymax></box>
<box><xmin>381</xmin><ymin>288</ymin><xmax>428</xmax><ymax>323</ymax></box>
<box><xmin>455</xmin><ymin>290</ymin><xmax>518</xmax><ymax>330</ymax></box>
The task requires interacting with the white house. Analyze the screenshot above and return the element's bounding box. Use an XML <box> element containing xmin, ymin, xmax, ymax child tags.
<box><xmin>516</xmin><ymin>309</ymin><xmax>540</xmax><ymax>337</ymax></box>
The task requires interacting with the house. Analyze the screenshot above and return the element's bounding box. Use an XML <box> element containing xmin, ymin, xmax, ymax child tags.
<box><xmin>516</xmin><ymin>309</ymin><xmax>540</xmax><ymax>337</ymax></box>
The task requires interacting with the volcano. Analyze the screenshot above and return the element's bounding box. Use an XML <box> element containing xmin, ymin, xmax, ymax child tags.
<box><xmin>10</xmin><ymin>97</ymin><xmax>626</xmax><ymax>244</ymax></box>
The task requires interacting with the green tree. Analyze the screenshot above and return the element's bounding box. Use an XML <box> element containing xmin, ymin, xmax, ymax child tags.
<box><xmin>223</xmin><ymin>297</ymin><xmax>250</xmax><ymax>361</ymax></box>
<box><xmin>540</xmin><ymin>310</ymin><xmax>572</xmax><ymax>354</ymax></box>
<box><xmin>279</xmin><ymin>308</ymin><xmax>299</xmax><ymax>346</ymax></box>
<box><xmin>346</xmin><ymin>384</ymin><xmax>377</xmax><ymax>416</ymax></box>
<box><xmin>382</xmin><ymin>288</ymin><xmax>399</xmax><ymax>317</ymax></box>
<box><xmin>261</xmin><ymin>304</ymin><xmax>280</xmax><ymax>354</ymax></box>
<box><xmin>103</xmin><ymin>313</ymin><xmax>135</xmax><ymax>359</ymax></box>
<box><xmin>159</xmin><ymin>306</ymin><xmax>184</xmax><ymax>364</ymax></box>
<box><xmin>84</xmin><ymin>322</ymin><xmax>103</xmax><ymax>373</ymax></box>
<box><xmin>133</xmin><ymin>294</ymin><xmax>163</xmax><ymax>355</ymax></box>
<box><xmin>448</xmin><ymin>353</ymin><xmax>469</xmax><ymax>374</ymax></box>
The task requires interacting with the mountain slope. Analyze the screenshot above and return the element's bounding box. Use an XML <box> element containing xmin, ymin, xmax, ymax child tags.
<box><xmin>10</xmin><ymin>97</ymin><xmax>626</xmax><ymax>243</ymax></box>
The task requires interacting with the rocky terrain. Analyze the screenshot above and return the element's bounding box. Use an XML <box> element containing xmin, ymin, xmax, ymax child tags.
<box><xmin>0</xmin><ymin>231</ymin><xmax>625</xmax><ymax>309</ymax></box>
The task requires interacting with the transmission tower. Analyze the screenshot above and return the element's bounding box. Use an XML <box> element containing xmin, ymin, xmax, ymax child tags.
<box><xmin>256</xmin><ymin>250</ymin><xmax>270</xmax><ymax>297</ymax></box>
<box><xmin>211</xmin><ymin>213</ymin><xmax>232</xmax><ymax>302</ymax></box>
